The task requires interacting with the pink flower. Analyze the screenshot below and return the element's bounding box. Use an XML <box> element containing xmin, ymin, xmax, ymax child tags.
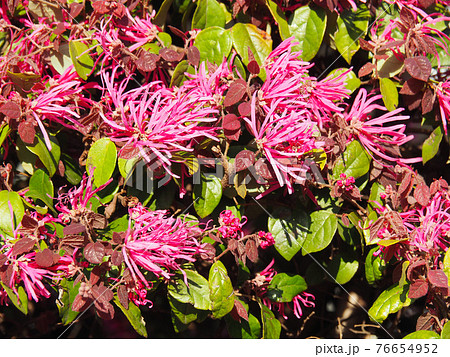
<box><xmin>255</xmin><ymin>259</ymin><xmax>315</xmax><ymax>319</ymax></box>
<box><xmin>121</xmin><ymin>204</ymin><xmax>206</xmax><ymax>289</ymax></box>
<box><xmin>117</xmin><ymin>9</ymin><xmax>160</xmax><ymax>52</ymax></box>
<box><xmin>101</xmin><ymin>69</ymin><xmax>219</xmax><ymax>177</ymax></box>
<box><xmin>341</xmin><ymin>88</ymin><xmax>420</xmax><ymax>164</ymax></box>
<box><xmin>218</xmin><ymin>210</ymin><xmax>247</xmax><ymax>239</ymax></box>
<box><xmin>56</xmin><ymin>169</ymin><xmax>112</xmax><ymax>223</ymax></box>
<box><xmin>260</xmin><ymin>37</ymin><xmax>349</xmax><ymax>128</ymax></box>
<box><xmin>435</xmin><ymin>80</ymin><xmax>450</xmax><ymax>135</ymax></box>
<box><xmin>244</xmin><ymin>93</ymin><xmax>321</xmax><ymax>194</ymax></box>
<box><xmin>258</xmin><ymin>231</ymin><xmax>275</xmax><ymax>249</ymax></box>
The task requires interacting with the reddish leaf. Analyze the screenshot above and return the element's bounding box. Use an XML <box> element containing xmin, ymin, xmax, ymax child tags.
<box><xmin>235</xmin><ymin>150</ymin><xmax>255</xmax><ymax>172</ymax></box>
<box><xmin>358</xmin><ymin>62</ymin><xmax>375</xmax><ymax>77</ymax></box>
<box><xmin>117</xmin><ymin>285</ymin><xmax>129</xmax><ymax>309</ymax></box>
<box><xmin>0</xmin><ymin>254</ymin><xmax>7</xmax><ymax>267</ymax></box>
<box><xmin>187</xmin><ymin>46</ymin><xmax>200</xmax><ymax>67</ymax></box>
<box><xmin>61</xmin><ymin>234</ymin><xmax>86</xmax><ymax>248</ymax></box>
<box><xmin>234</xmin><ymin>299</ymin><xmax>248</xmax><ymax>321</ymax></box>
<box><xmin>168</xmin><ymin>25</ymin><xmax>187</xmax><ymax>40</ymax></box>
<box><xmin>398</xmin><ymin>171</ymin><xmax>413</xmax><ymax>198</ymax></box>
<box><xmin>92</xmin><ymin>283</ymin><xmax>114</xmax><ymax>302</ymax></box>
<box><xmin>69</xmin><ymin>2</ymin><xmax>84</xmax><ymax>17</ymax></box>
<box><xmin>428</xmin><ymin>269</ymin><xmax>448</xmax><ymax>288</ymax></box>
<box><xmin>421</xmin><ymin>87</ymin><xmax>435</xmax><ymax>114</ymax></box>
<box><xmin>418</xmin><ymin>0</ymin><xmax>435</xmax><ymax>7</ymax></box>
<box><xmin>72</xmin><ymin>294</ymin><xmax>91</xmax><ymax>312</ymax></box>
<box><xmin>84</xmin><ymin>242</ymin><xmax>105</xmax><ymax>264</ymax></box>
<box><xmin>90</xmin><ymin>266</ymin><xmax>102</xmax><ymax>286</ymax></box>
<box><xmin>111</xmin><ymin>250</ymin><xmax>124</xmax><ymax>266</ymax></box>
<box><xmin>112</xmin><ymin>232</ymin><xmax>124</xmax><ymax>245</ymax></box>
<box><xmin>222</xmin><ymin>114</ymin><xmax>241</xmax><ymax>131</ymax></box>
<box><xmin>135</xmin><ymin>51</ymin><xmax>159</xmax><ymax>72</ymax></box>
<box><xmin>92</xmin><ymin>213</ymin><xmax>107</xmax><ymax>229</ymax></box>
<box><xmin>119</xmin><ymin>143</ymin><xmax>140</xmax><ymax>159</ymax></box>
<box><xmin>399</xmin><ymin>78</ymin><xmax>424</xmax><ymax>95</ymax></box>
<box><xmin>224</xmin><ymin>128</ymin><xmax>241</xmax><ymax>141</ymax></box>
<box><xmin>414</xmin><ymin>182</ymin><xmax>430</xmax><ymax>207</ymax></box>
<box><xmin>255</xmin><ymin>158</ymin><xmax>274</xmax><ymax>180</ymax></box>
<box><xmin>408</xmin><ymin>279</ymin><xmax>428</xmax><ymax>298</ymax></box>
<box><xmin>35</xmin><ymin>249</ymin><xmax>55</xmax><ymax>268</ymax></box>
<box><xmin>238</xmin><ymin>101</ymin><xmax>251</xmax><ymax>117</ymax></box>
<box><xmin>245</xmin><ymin>239</ymin><xmax>258</xmax><ymax>263</ymax></box>
<box><xmin>405</xmin><ymin>56</ymin><xmax>432</xmax><ymax>82</ymax></box>
<box><xmin>369</xmin><ymin>218</ymin><xmax>385</xmax><ymax>242</ymax></box>
<box><xmin>92</xmin><ymin>1</ymin><xmax>110</xmax><ymax>15</ymax></box>
<box><xmin>416</xmin><ymin>312</ymin><xmax>435</xmax><ymax>331</ymax></box>
<box><xmin>159</xmin><ymin>48</ymin><xmax>183</xmax><ymax>62</ymax></box>
<box><xmin>95</xmin><ymin>300</ymin><xmax>115</xmax><ymax>320</ymax></box>
<box><xmin>12</xmin><ymin>238</ymin><xmax>35</xmax><ymax>256</ymax></box>
<box><xmin>379</xmin><ymin>40</ymin><xmax>406</xmax><ymax>51</ymax></box>
<box><xmin>223</xmin><ymin>79</ymin><xmax>247</xmax><ymax>107</ymax></box>
<box><xmin>113</xmin><ymin>3</ymin><xmax>126</xmax><ymax>18</ymax></box>
<box><xmin>247</xmin><ymin>60</ymin><xmax>260</xmax><ymax>75</ymax></box>
<box><xmin>400</xmin><ymin>7</ymin><xmax>416</xmax><ymax>27</ymax></box>
<box><xmin>359</xmin><ymin>38</ymin><xmax>374</xmax><ymax>52</ymax></box>
<box><xmin>63</xmin><ymin>223</ymin><xmax>86</xmax><ymax>236</ymax></box>
<box><xmin>21</xmin><ymin>215</ymin><xmax>38</xmax><ymax>229</ymax></box>
<box><xmin>404</xmin><ymin>92</ymin><xmax>423</xmax><ymax>111</ymax></box>
<box><xmin>0</xmin><ymin>101</ymin><xmax>20</xmax><ymax>119</ymax></box>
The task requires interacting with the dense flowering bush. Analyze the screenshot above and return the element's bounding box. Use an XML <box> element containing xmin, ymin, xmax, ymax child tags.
<box><xmin>1</xmin><ymin>0</ymin><xmax>450</xmax><ymax>339</ymax></box>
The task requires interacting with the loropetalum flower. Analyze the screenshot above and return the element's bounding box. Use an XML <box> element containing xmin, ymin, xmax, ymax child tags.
<box><xmin>122</xmin><ymin>204</ymin><xmax>207</xmax><ymax>290</ymax></box>
<box><xmin>260</xmin><ymin>38</ymin><xmax>350</xmax><ymax>127</ymax></box>
<box><xmin>101</xmin><ymin>69</ymin><xmax>219</xmax><ymax>177</ymax></box>
<box><xmin>254</xmin><ymin>259</ymin><xmax>315</xmax><ymax>319</ymax></box>
<box><xmin>258</xmin><ymin>231</ymin><xmax>275</xmax><ymax>249</ymax></box>
<box><xmin>340</xmin><ymin>88</ymin><xmax>420</xmax><ymax>164</ymax></box>
<box><xmin>117</xmin><ymin>9</ymin><xmax>160</xmax><ymax>52</ymax></box>
<box><xmin>56</xmin><ymin>169</ymin><xmax>111</xmax><ymax>224</ymax></box>
<box><xmin>245</xmin><ymin>94</ymin><xmax>322</xmax><ymax>194</ymax></box>
<box><xmin>218</xmin><ymin>209</ymin><xmax>247</xmax><ymax>239</ymax></box>
<box><xmin>434</xmin><ymin>80</ymin><xmax>450</xmax><ymax>135</ymax></box>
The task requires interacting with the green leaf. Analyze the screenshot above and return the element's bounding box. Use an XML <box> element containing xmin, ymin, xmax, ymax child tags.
<box><xmin>193</xmin><ymin>173</ymin><xmax>222</xmax><ymax>218</ymax></box>
<box><xmin>169</xmin><ymin>294</ymin><xmax>199</xmax><ymax>325</ymax></box>
<box><xmin>267</xmin><ymin>273</ymin><xmax>307</xmax><ymax>302</ymax></box>
<box><xmin>0</xmin><ymin>283</ymin><xmax>28</xmax><ymax>315</ymax></box>
<box><xmin>209</xmin><ymin>261</ymin><xmax>234</xmax><ymax>319</ymax></box>
<box><xmin>441</xmin><ymin>320</ymin><xmax>450</xmax><ymax>339</ymax></box>
<box><xmin>326</xmin><ymin>68</ymin><xmax>360</xmax><ymax>94</ymax></box>
<box><xmin>98</xmin><ymin>215</ymin><xmax>129</xmax><ymax>238</ymax></box>
<box><xmin>118</xmin><ymin>156</ymin><xmax>139</xmax><ymax>180</ymax></box>
<box><xmin>69</xmin><ymin>40</ymin><xmax>94</xmax><ymax>80</ymax></box>
<box><xmin>403</xmin><ymin>331</ymin><xmax>440</xmax><ymax>339</ymax></box>
<box><xmin>302</xmin><ymin>210</ymin><xmax>338</xmax><ymax>255</ymax></box>
<box><xmin>170</xmin><ymin>60</ymin><xmax>190</xmax><ymax>87</ymax></box>
<box><xmin>377</xmin><ymin>53</ymin><xmax>404</xmax><ymax>79</ymax></box>
<box><xmin>327</xmin><ymin>251</ymin><xmax>359</xmax><ymax>285</ymax></box>
<box><xmin>57</xmin><ymin>279</ymin><xmax>80</xmax><ymax>325</ymax></box>
<box><xmin>365</xmin><ymin>247</ymin><xmax>385</xmax><ymax>285</ymax></box>
<box><xmin>288</xmin><ymin>4</ymin><xmax>327</xmax><ymax>61</ymax></box>
<box><xmin>444</xmin><ymin>248</ymin><xmax>450</xmax><ymax>283</ymax></box>
<box><xmin>266</xmin><ymin>0</ymin><xmax>290</xmax><ymax>40</ymax></box>
<box><xmin>368</xmin><ymin>182</ymin><xmax>385</xmax><ymax>215</ymax></box>
<box><xmin>334</xmin><ymin>5</ymin><xmax>370</xmax><ymax>64</ymax></box>
<box><xmin>86</xmin><ymin>138</ymin><xmax>117</xmax><ymax>188</ymax></box>
<box><xmin>168</xmin><ymin>270</ymin><xmax>212</xmax><ymax>310</ymax></box>
<box><xmin>231</xmin><ymin>23</ymin><xmax>272</xmax><ymax>80</ymax></box>
<box><xmin>422</xmin><ymin>126</ymin><xmax>443</xmax><ymax>164</ymax></box>
<box><xmin>50</xmin><ymin>43</ymin><xmax>73</xmax><ymax>75</ymax></box>
<box><xmin>192</xmin><ymin>0</ymin><xmax>226</xmax><ymax>30</ymax></box>
<box><xmin>26</xmin><ymin>134</ymin><xmax>61</xmax><ymax>177</ymax></box>
<box><xmin>368</xmin><ymin>284</ymin><xmax>412</xmax><ymax>323</ymax></box>
<box><xmin>379</xmin><ymin>78</ymin><xmax>398</xmax><ymax>112</ymax></box>
<box><xmin>0</xmin><ymin>190</ymin><xmax>24</xmax><ymax>235</ymax></box>
<box><xmin>0</xmin><ymin>123</ymin><xmax>11</xmax><ymax>147</ymax></box>
<box><xmin>268</xmin><ymin>208</ymin><xmax>310</xmax><ymax>261</ymax></box>
<box><xmin>153</xmin><ymin>0</ymin><xmax>174</xmax><ymax>27</ymax></box>
<box><xmin>225</xmin><ymin>311</ymin><xmax>261</xmax><ymax>339</ymax></box>
<box><xmin>194</xmin><ymin>27</ymin><xmax>232</xmax><ymax>65</ymax></box>
<box><xmin>61</xmin><ymin>153</ymin><xmax>82</xmax><ymax>185</ymax></box>
<box><xmin>114</xmin><ymin>298</ymin><xmax>148</xmax><ymax>337</ymax></box>
<box><xmin>261</xmin><ymin>305</ymin><xmax>281</xmax><ymax>339</ymax></box>
<box><xmin>332</xmin><ymin>140</ymin><xmax>371</xmax><ymax>180</ymax></box>
<box><xmin>25</xmin><ymin>169</ymin><xmax>55</xmax><ymax>212</ymax></box>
